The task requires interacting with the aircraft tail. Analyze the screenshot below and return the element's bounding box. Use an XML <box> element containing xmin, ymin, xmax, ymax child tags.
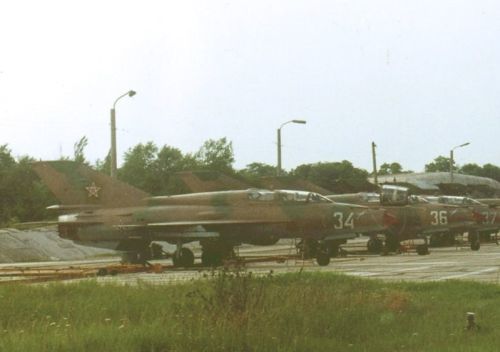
<box><xmin>32</xmin><ymin>161</ymin><xmax>150</xmax><ymax>208</ymax></box>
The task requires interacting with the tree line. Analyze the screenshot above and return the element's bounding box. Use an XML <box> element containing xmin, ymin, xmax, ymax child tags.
<box><xmin>0</xmin><ymin>138</ymin><xmax>499</xmax><ymax>225</ymax></box>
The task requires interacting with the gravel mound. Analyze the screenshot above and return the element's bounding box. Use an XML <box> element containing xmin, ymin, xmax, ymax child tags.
<box><xmin>0</xmin><ymin>227</ymin><xmax>115</xmax><ymax>263</ymax></box>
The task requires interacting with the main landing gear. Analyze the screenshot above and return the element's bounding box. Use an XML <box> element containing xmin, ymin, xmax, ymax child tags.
<box><xmin>171</xmin><ymin>240</ymin><xmax>237</xmax><ymax>268</ymax></box>
<box><xmin>469</xmin><ymin>232</ymin><xmax>481</xmax><ymax>251</ymax></box>
<box><xmin>366</xmin><ymin>236</ymin><xmax>401</xmax><ymax>254</ymax></box>
<box><xmin>296</xmin><ymin>239</ymin><xmax>344</xmax><ymax>266</ymax></box>
<box><xmin>172</xmin><ymin>246</ymin><xmax>195</xmax><ymax>267</ymax></box>
<box><xmin>121</xmin><ymin>242</ymin><xmax>167</xmax><ymax>265</ymax></box>
<box><xmin>120</xmin><ymin>242</ymin><xmax>197</xmax><ymax>267</ymax></box>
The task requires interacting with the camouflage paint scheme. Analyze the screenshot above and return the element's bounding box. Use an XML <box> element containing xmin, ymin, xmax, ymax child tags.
<box><xmin>328</xmin><ymin>187</ymin><xmax>480</xmax><ymax>254</ymax></box>
<box><xmin>32</xmin><ymin>161</ymin><xmax>389</xmax><ymax>266</ymax></box>
<box><xmin>424</xmin><ymin>196</ymin><xmax>500</xmax><ymax>247</ymax></box>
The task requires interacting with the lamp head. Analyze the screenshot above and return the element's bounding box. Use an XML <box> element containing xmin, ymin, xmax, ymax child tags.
<box><xmin>128</xmin><ymin>90</ymin><xmax>136</xmax><ymax>97</ymax></box>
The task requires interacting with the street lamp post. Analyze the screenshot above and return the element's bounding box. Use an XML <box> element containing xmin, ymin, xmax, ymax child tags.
<box><xmin>449</xmin><ymin>142</ymin><xmax>470</xmax><ymax>183</ymax></box>
<box><xmin>372</xmin><ymin>142</ymin><xmax>378</xmax><ymax>186</ymax></box>
<box><xmin>276</xmin><ymin>119</ymin><xmax>306</xmax><ymax>176</ymax></box>
<box><xmin>110</xmin><ymin>90</ymin><xmax>136</xmax><ymax>178</ymax></box>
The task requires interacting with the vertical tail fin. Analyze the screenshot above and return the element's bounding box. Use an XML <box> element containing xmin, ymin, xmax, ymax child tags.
<box><xmin>32</xmin><ymin>161</ymin><xmax>149</xmax><ymax>208</ymax></box>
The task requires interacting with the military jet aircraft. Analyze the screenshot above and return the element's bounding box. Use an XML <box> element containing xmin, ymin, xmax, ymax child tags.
<box><xmin>424</xmin><ymin>195</ymin><xmax>500</xmax><ymax>248</ymax></box>
<box><xmin>32</xmin><ymin>161</ymin><xmax>389</xmax><ymax>266</ymax></box>
<box><xmin>328</xmin><ymin>186</ymin><xmax>479</xmax><ymax>254</ymax></box>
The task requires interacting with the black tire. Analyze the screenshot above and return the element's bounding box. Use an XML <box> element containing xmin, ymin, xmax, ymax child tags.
<box><xmin>416</xmin><ymin>244</ymin><xmax>429</xmax><ymax>255</ymax></box>
<box><xmin>173</xmin><ymin>248</ymin><xmax>195</xmax><ymax>267</ymax></box>
<box><xmin>316</xmin><ymin>252</ymin><xmax>330</xmax><ymax>266</ymax></box>
<box><xmin>469</xmin><ymin>233</ymin><xmax>480</xmax><ymax>251</ymax></box>
<box><xmin>470</xmin><ymin>240</ymin><xmax>480</xmax><ymax>251</ymax></box>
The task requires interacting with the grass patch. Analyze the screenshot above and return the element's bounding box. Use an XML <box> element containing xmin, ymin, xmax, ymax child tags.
<box><xmin>0</xmin><ymin>271</ymin><xmax>499</xmax><ymax>351</ymax></box>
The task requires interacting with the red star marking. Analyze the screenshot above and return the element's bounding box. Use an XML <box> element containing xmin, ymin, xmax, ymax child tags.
<box><xmin>85</xmin><ymin>182</ymin><xmax>101</xmax><ymax>198</ymax></box>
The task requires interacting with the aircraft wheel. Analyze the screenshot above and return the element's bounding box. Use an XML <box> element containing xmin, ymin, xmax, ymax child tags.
<box><xmin>316</xmin><ymin>251</ymin><xmax>330</xmax><ymax>266</ymax></box>
<box><xmin>416</xmin><ymin>244</ymin><xmax>429</xmax><ymax>255</ymax></box>
<box><xmin>469</xmin><ymin>233</ymin><xmax>480</xmax><ymax>251</ymax></box>
<box><xmin>173</xmin><ymin>248</ymin><xmax>195</xmax><ymax>267</ymax></box>
<box><xmin>470</xmin><ymin>238</ymin><xmax>480</xmax><ymax>251</ymax></box>
<box><xmin>471</xmin><ymin>241</ymin><xmax>480</xmax><ymax>251</ymax></box>
<box><xmin>367</xmin><ymin>238</ymin><xmax>383</xmax><ymax>254</ymax></box>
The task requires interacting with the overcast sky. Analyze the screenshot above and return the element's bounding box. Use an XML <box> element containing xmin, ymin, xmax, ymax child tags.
<box><xmin>1</xmin><ymin>0</ymin><xmax>499</xmax><ymax>172</ymax></box>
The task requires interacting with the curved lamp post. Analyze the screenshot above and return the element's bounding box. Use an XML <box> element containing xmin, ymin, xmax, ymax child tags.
<box><xmin>450</xmin><ymin>142</ymin><xmax>470</xmax><ymax>183</ymax></box>
<box><xmin>110</xmin><ymin>90</ymin><xmax>136</xmax><ymax>178</ymax></box>
<box><xmin>277</xmin><ymin>119</ymin><xmax>306</xmax><ymax>176</ymax></box>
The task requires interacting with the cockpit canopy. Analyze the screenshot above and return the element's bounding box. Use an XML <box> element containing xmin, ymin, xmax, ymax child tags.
<box><xmin>426</xmin><ymin>196</ymin><xmax>483</xmax><ymax>206</ymax></box>
<box><xmin>359</xmin><ymin>193</ymin><xmax>381</xmax><ymax>203</ymax></box>
<box><xmin>247</xmin><ymin>189</ymin><xmax>332</xmax><ymax>203</ymax></box>
<box><xmin>380</xmin><ymin>185</ymin><xmax>409</xmax><ymax>206</ymax></box>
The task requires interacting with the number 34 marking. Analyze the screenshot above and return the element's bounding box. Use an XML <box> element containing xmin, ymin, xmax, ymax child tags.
<box><xmin>333</xmin><ymin>212</ymin><xmax>354</xmax><ymax>229</ymax></box>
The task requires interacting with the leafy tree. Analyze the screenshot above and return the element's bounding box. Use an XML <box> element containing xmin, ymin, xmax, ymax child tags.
<box><xmin>425</xmin><ymin>156</ymin><xmax>455</xmax><ymax>172</ymax></box>
<box><xmin>119</xmin><ymin>142</ymin><xmax>159</xmax><ymax>192</ymax></box>
<box><xmin>118</xmin><ymin>142</ymin><xmax>202</xmax><ymax>195</ymax></box>
<box><xmin>0</xmin><ymin>148</ymin><xmax>55</xmax><ymax>225</ymax></box>
<box><xmin>0</xmin><ymin>145</ymin><xmax>16</xmax><ymax>169</ymax></box>
<box><xmin>239</xmin><ymin>162</ymin><xmax>277</xmax><ymax>178</ymax></box>
<box><xmin>152</xmin><ymin>146</ymin><xmax>195</xmax><ymax>194</ymax></box>
<box><xmin>156</xmin><ymin>146</ymin><xmax>193</xmax><ymax>174</ymax></box>
<box><xmin>292</xmin><ymin>161</ymin><xmax>372</xmax><ymax>193</ymax></box>
<box><xmin>237</xmin><ymin>162</ymin><xmax>277</xmax><ymax>186</ymax></box>
<box><xmin>480</xmin><ymin>164</ymin><xmax>500</xmax><ymax>182</ymax></box>
<box><xmin>460</xmin><ymin>163</ymin><xmax>483</xmax><ymax>177</ymax></box>
<box><xmin>95</xmin><ymin>152</ymin><xmax>111</xmax><ymax>174</ymax></box>
<box><xmin>73</xmin><ymin>136</ymin><xmax>88</xmax><ymax>164</ymax></box>
<box><xmin>379</xmin><ymin>162</ymin><xmax>403</xmax><ymax>175</ymax></box>
<box><xmin>195</xmin><ymin>138</ymin><xmax>235</xmax><ymax>173</ymax></box>
<box><xmin>7</xmin><ymin>156</ymin><xmax>55</xmax><ymax>223</ymax></box>
<box><xmin>0</xmin><ymin>145</ymin><xmax>16</xmax><ymax>223</ymax></box>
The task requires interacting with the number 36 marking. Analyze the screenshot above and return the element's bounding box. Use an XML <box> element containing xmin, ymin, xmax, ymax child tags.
<box><xmin>333</xmin><ymin>212</ymin><xmax>354</xmax><ymax>229</ymax></box>
<box><xmin>430</xmin><ymin>210</ymin><xmax>448</xmax><ymax>225</ymax></box>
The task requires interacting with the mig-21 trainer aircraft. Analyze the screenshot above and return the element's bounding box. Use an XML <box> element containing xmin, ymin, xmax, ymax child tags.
<box><xmin>32</xmin><ymin>161</ymin><xmax>390</xmax><ymax>266</ymax></box>
<box><xmin>328</xmin><ymin>185</ymin><xmax>479</xmax><ymax>254</ymax></box>
<box><xmin>424</xmin><ymin>195</ymin><xmax>500</xmax><ymax>248</ymax></box>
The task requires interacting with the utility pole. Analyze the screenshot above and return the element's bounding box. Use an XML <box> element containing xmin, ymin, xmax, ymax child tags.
<box><xmin>449</xmin><ymin>142</ymin><xmax>470</xmax><ymax>184</ymax></box>
<box><xmin>372</xmin><ymin>141</ymin><xmax>378</xmax><ymax>186</ymax></box>
<box><xmin>449</xmin><ymin>149</ymin><xmax>454</xmax><ymax>183</ymax></box>
<box><xmin>110</xmin><ymin>90</ymin><xmax>136</xmax><ymax>178</ymax></box>
<box><xmin>277</xmin><ymin>128</ymin><xmax>282</xmax><ymax>176</ymax></box>
<box><xmin>276</xmin><ymin>119</ymin><xmax>306</xmax><ymax>176</ymax></box>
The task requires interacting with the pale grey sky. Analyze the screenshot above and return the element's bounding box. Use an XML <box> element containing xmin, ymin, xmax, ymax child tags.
<box><xmin>1</xmin><ymin>0</ymin><xmax>499</xmax><ymax>172</ymax></box>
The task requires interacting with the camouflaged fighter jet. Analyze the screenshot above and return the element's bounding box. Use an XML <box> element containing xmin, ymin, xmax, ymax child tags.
<box><xmin>328</xmin><ymin>186</ymin><xmax>478</xmax><ymax>255</ymax></box>
<box><xmin>424</xmin><ymin>195</ymin><xmax>500</xmax><ymax>248</ymax></box>
<box><xmin>32</xmin><ymin>161</ymin><xmax>389</xmax><ymax>267</ymax></box>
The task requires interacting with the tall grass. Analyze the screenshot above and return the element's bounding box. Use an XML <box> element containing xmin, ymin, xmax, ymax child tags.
<box><xmin>0</xmin><ymin>270</ymin><xmax>499</xmax><ymax>351</ymax></box>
